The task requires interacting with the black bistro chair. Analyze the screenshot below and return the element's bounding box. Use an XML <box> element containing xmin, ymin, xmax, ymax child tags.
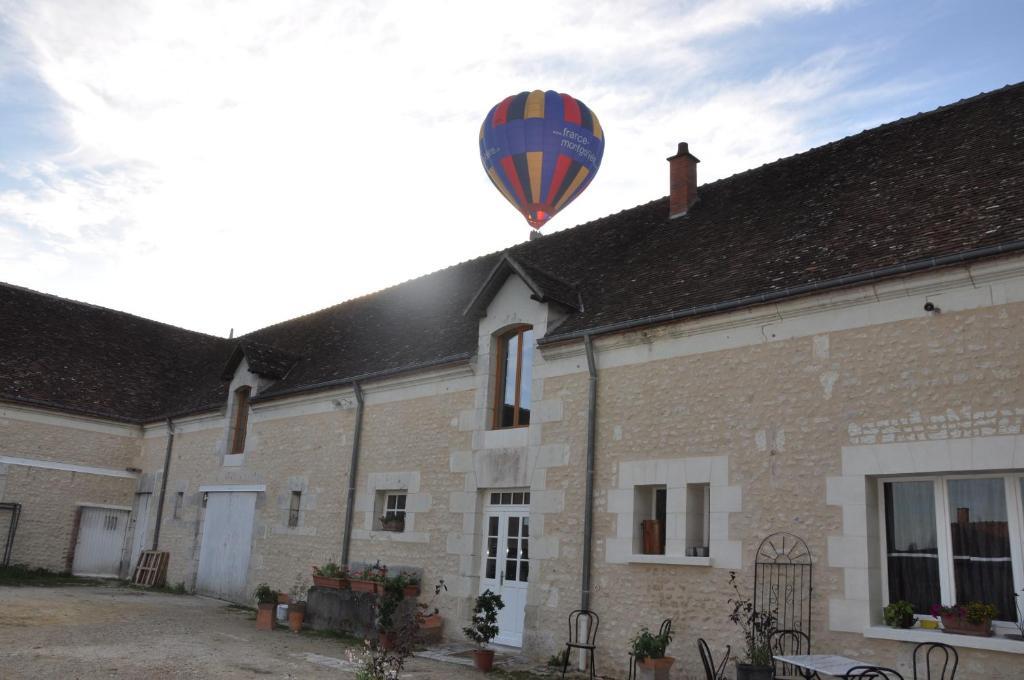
<box><xmin>562</xmin><ymin>609</ymin><xmax>599</xmax><ymax>680</ymax></box>
<box><xmin>771</xmin><ymin>629</ymin><xmax>812</xmax><ymax>679</ymax></box>
<box><xmin>627</xmin><ymin>618</ymin><xmax>671</xmax><ymax>680</ymax></box>
<box><xmin>697</xmin><ymin>637</ymin><xmax>731</xmax><ymax>680</ymax></box>
<box><xmin>912</xmin><ymin>641</ymin><xmax>958</xmax><ymax>679</ymax></box>
<box><xmin>844</xmin><ymin>667</ymin><xmax>904</xmax><ymax>680</ymax></box>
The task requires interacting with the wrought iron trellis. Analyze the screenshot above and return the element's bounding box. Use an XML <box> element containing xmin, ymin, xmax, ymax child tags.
<box><xmin>753</xmin><ymin>532</ymin><xmax>813</xmax><ymax>642</ymax></box>
<box><xmin>0</xmin><ymin>502</ymin><xmax>22</xmax><ymax>567</ymax></box>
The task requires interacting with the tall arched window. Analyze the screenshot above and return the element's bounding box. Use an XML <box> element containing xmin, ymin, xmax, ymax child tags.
<box><xmin>229</xmin><ymin>385</ymin><xmax>251</xmax><ymax>453</ymax></box>
<box><xmin>493</xmin><ymin>326</ymin><xmax>534</xmax><ymax>429</ymax></box>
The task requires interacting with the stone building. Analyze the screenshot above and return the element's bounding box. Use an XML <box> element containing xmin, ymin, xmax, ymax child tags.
<box><xmin>2</xmin><ymin>83</ymin><xmax>1024</xmax><ymax>677</ymax></box>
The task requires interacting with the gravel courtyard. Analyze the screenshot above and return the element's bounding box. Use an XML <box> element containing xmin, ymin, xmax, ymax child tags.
<box><xmin>0</xmin><ymin>584</ymin><xmax>542</xmax><ymax>679</ymax></box>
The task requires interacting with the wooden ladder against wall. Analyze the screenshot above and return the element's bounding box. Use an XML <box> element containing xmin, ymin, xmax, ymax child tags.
<box><xmin>131</xmin><ymin>550</ymin><xmax>169</xmax><ymax>587</ymax></box>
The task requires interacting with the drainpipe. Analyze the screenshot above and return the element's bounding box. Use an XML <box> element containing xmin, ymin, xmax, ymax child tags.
<box><xmin>151</xmin><ymin>418</ymin><xmax>174</xmax><ymax>550</ymax></box>
<box><xmin>340</xmin><ymin>381</ymin><xmax>364</xmax><ymax>567</ymax></box>
<box><xmin>581</xmin><ymin>334</ymin><xmax>598</xmax><ymax>611</ymax></box>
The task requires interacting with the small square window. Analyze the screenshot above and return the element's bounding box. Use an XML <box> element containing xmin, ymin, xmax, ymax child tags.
<box><xmin>377</xmin><ymin>492</ymin><xmax>406</xmax><ymax>531</ymax></box>
<box><xmin>288</xmin><ymin>491</ymin><xmax>301</xmax><ymax>528</ymax></box>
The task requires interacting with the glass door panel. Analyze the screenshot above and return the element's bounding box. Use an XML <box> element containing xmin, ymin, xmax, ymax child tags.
<box><xmin>884</xmin><ymin>480</ymin><xmax>941</xmax><ymax>613</ymax></box>
<box><xmin>947</xmin><ymin>478</ymin><xmax>1014</xmax><ymax>619</ymax></box>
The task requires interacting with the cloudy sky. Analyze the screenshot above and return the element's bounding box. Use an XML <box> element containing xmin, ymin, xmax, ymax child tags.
<box><xmin>1</xmin><ymin>0</ymin><xmax>1021</xmax><ymax>336</ymax></box>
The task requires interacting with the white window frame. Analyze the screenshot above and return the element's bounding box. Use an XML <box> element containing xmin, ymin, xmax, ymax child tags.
<box><xmin>877</xmin><ymin>472</ymin><xmax>1024</xmax><ymax>628</ymax></box>
<box><xmin>384</xmin><ymin>492</ymin><xmax>407</xmax><ymax>522</ymax></box>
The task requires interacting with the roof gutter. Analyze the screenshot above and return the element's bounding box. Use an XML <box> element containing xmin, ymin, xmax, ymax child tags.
<box><xmin>249</xmin><ymin>352</ymin><xmax>473</xmax><ymax>404</ymax></box>
<box><xmin>340</xmin><ymin>381</ymin><xmax>364</xmax><ymax>568</ymax></box>
<box><xmin>540</xmin><ymin>239</ymin><xmax>1024</xmax><ymax>346</ymax></box>
<box><xmin>151</xmin><ymin>417</ymin><xmax>174</xmax><ymax>551</ymax></box>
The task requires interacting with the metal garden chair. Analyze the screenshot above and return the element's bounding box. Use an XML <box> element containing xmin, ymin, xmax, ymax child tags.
<box><xmin>771</xmin><ymin>629</ymin><xmax>812</xmax><ymax>679</ymax></box>
<box><xmin>844</xmin><ymin>666</ymin><xmax>904</xmax><ymax>679</ymax></box>
<box><xmin>697</xmin><ymin>637</ymin><xmax>731</xmax><ymax>680</ymax></box>
<box><xmin>912</xmin><ymin>641</ymin><xmax>958</xmax><ymax>679</ymax></box>
<box><xmin>562</xmin><ymin>609</ymin><xmax>599</xmax><ymax>680</ymax></box>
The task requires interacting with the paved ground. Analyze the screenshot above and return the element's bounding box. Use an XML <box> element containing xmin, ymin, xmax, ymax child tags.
<box><xmin>0</xmin><ymin>584</ymin><xmax>552</xmax><ymax>679</ymax></box>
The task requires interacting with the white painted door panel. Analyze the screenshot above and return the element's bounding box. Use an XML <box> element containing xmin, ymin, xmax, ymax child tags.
<box><xmin>128</xmin><ymin>493</ymin><xmax>151</xmax><ymax>575</ymax></box>
<box><xmin>480</xmin><ymin>509</ymin><xmax>530</xmax><ymax>647</ymax></box>
<box><xmin>196</xmin><ymin>491</ymin><xmax>256</xmax><ymax>602</ymax></box>
<box><xmin>72</xmin><ymin>507</ymin><xmax>130</xmax><ymax>578</ymax></box>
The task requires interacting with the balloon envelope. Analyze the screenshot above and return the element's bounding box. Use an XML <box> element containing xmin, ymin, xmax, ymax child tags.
<box><xmin>480</xmin><ymin>90</ymin><xmax>604</xmax><ymax>230</ymax></box>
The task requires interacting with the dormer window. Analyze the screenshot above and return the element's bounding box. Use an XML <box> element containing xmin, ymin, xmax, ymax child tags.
<box><xmin>229</xmin><ymin>386</ymin><xmax>251</xmax><ymax>453</ymax></box>
<box><xmin>494</xmin><ymin>326</ymin><xmax>534</xmax><ymax>429</ymax></box>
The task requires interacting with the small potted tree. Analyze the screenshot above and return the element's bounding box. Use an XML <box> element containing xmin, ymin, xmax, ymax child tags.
<box><xmin>253</xmin><ymin>583</ymin><xmax>279</xmax><ymax>631</ymax></box>
<box><xmin>463</xmin><ymin>589</ymin><xmax>505</xmax><ymax>672</ymax></box>
<box><xmin>630</xmin><ymin>626</ymin><xmax>674</xmax><ymax>679</ymax></box>
<box><xmin>728</xmin><ymin>572</ymin><xmax>775</xmax><ymax>680</ymax></box>
<box><xmin>288</xmin><ymin>574</ymin><xmax>310</xmax><ymax>633</ymax></box>
<box><xmin>418</xmin><ymin>579</ymin><xmax>448</xmax><ymax>643</ymax></box>
<box><xmin>931</xmin><ymin>602</ymin><xmax>998</xmax><ymax>637</ymax></box>
<box><xmin>377</xmin><ymin>574</ymin><xmax>407</xmax><ymax>649</ymax></box>
<box><xmin>883</xmin><ymin>600</ymin><xmax>917</xmax><ymax>629</ymax></box>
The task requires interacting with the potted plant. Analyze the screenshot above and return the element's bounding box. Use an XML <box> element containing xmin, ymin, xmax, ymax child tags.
<box><xmin>630</xmin><ymin>626</ymin><xmax>674</xmax><ymax>679</ymax></box>
<box><xmin>883</xmin><ymin>600</ymin><xmax>917</xmax><ymax>629</ymax></box>
<box><xmin>380</xmin><ymin>514</ymin><xmax>406</xmax><ymax>532</ymax></box>
<box><xmin>418</xmin><ymin>579</ymin><xmax>448</xmax><ymax>643</ymax></box>
<box><xmin>252</xmin><ymin>583</ymin><xmax>279</xmax><ymax>631</ymax></box>
<box><xmin>931</xmin><ymin>602</ymin><xmax>998</xmax><ymax>637</ymax></box>
<box><xmin>312</xmin><ymin>561</ymin><xmax>349</xmax><ymax>589</ymax></box>
<box><xmin>288</xmin><ymin>574</ymin><xmax>310</xmax><ymax>633</ymax></box>
<box><xmin>351</xmin><ymin>561</ymin><xmax>386</xmax><ymax>593</ymax></box>
<box><xmin>377</xmin><ymin>574</ymin><xmax>409</xmax><ymax>649</ymax></box>
<box><xmin>728</xmin><ymin>572</ymin><xmax>775</xmax><ymax>680</ymax></box>
<box><xmin>394</xmin><ymin>571</ymin><xmax>420</xmax><ymax>598</ymax></box>
<box><xmin>463</xmin><ymin>589</ymin><xmax>505</xmax><ymax>672</ymax></box>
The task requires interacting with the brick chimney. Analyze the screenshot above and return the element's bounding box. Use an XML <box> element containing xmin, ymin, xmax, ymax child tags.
<box><xmin>667</xmin><ymin>142</ymin><xmax>700</xmax><ymax>218</ymax></box>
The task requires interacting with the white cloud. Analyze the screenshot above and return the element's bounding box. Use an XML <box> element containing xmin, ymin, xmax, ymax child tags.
<box><xmin>0</xmin><ymin>0</ymin><xmax>891</xmax><ymax>334</ymax></box>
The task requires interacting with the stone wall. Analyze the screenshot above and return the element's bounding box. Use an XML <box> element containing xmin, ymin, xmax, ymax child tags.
<box><xmin>0</xmin><ymin>407</ymin><xmax>141</xmax><ymax>571</ymax></box>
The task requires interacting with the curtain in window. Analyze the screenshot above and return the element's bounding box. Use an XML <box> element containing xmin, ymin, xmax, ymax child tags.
<box><xmin>884</xmin><ymin>481</ymin><xmax>941</xmax><ymax>613</ymax></box>
<box><xmin>947</xmin><ymin>478</ymin><xmax>1014</xmax><ymax>619</ymax></box>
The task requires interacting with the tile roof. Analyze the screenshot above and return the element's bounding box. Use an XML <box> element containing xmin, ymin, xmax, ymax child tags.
<box><xmin>0</xmin><ymin>283</ymin><xmax>233</xmax><ymax>422</ymax></box>
<box><xmin>2</xmin><ymin>82</ymin><xmax>1023</xmax><ymax>422</ymax></box>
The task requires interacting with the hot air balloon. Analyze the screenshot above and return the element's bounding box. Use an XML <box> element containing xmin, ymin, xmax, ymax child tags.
<box><xmin>479</xmin><ymin>90</ymin><xmax>604</xmax><ymax>230</ymax></box>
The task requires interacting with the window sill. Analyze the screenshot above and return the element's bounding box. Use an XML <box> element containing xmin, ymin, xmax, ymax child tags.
<box><xmin>352</xmin><ymin>527</ymin><xmax>430</xmax><ymax>543</ymax></box>
<box><xmin>863</xmin><ymin>626</ymin><xmax>1024</xmax><ymax>654</ymax></box>
<box><xmin>223</xmin><ymin>453</ymin><xmax>245</xmax><ymax>467</ymax></box>
<box><xmin>628</xmin><ymin>554</ymin><xmax>712</xmax><ymax>567</ymax></box>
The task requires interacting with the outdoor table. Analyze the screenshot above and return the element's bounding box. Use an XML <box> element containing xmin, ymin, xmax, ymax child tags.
<box><xmin>773</xmin><ymin>654</ymin><xmax>869</xmax><ymax>679</ymax></box>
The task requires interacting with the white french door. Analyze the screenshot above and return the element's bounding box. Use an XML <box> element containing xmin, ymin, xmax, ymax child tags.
<box><xmin>480</xmin><ymin>497</ymin><xmax>530</xmax><ymax>647</ymax></box>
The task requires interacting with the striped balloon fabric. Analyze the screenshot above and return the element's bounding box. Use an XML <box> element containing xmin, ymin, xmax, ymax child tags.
<box><xmin>480</xmin><ymin>90</ymin><xmax>604</xmax><ymax>230</ymax></box>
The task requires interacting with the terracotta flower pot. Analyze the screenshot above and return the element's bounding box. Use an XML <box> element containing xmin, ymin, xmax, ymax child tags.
<box><xmin>312</xmin><ymin>574</ymin><xmax>349</xmax><ymax>589</ymax></box>
<box><xmin>639</xmin><ymin>656</ymin><xmax>674</xmax><ymax>670</ymax></box>
<box><xmin>403</xmin><ymin>584</ymin><xmax>420</xmax><ymax>598</ymax></box>
<box><xmin>940</xmin><ymin>614</ymin><xmax>993</xmax><ymax>637</ymax></box>
<box><xmin>419</xmin><ymin>613</ymin><xmax>444</xmax><ymax>643</ymax></box>
<box><xmin>473</xmin><ymin>649</ymin><xmax>495</xmax><ymax>672</ymax></box>
<box><xmin>277</xmin><ymin>592</ymin><xmax>290</xmax><ymax>604</ymax></box>
<box><xmin>351</xmin><ymin>578</ymin><xmax>380</xmax><ymax>594</ymax></box>
<box><xmin>256</xmin><ymin>602</ymin><xmax>276</xmax><ymax>631</ymax></box>
<box><xmin>379</xmin><ymin>631</ymin><xmax>398</xmax><ymax>650</ymax></box>
<box><xmin>288</xmin><ymin>602</ymin><xmax>306</xmax><ymax>633</ymax></box>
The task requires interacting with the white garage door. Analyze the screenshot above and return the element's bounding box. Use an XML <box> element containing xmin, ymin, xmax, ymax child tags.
<box><xmin>72</xmin><ymin>507</ymin><xmax>130</xmax><ymax>578</ymax></box>
<box><xmin>196</xmin><ymin>490</ymin><xmax>257</xmax><ymax>602</ymax></box>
